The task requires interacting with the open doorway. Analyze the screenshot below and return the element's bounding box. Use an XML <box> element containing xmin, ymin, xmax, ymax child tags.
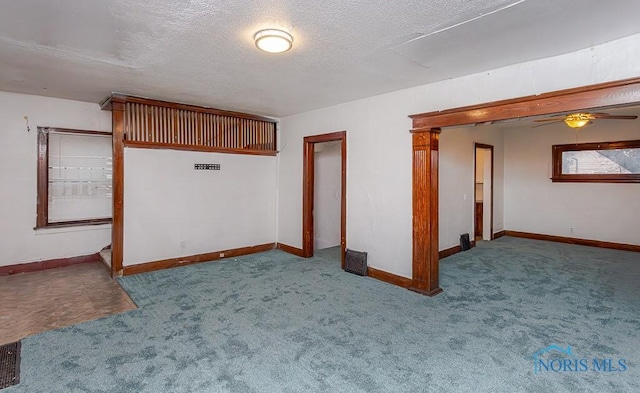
<box><xmin>302</xmin><ymin>131</ymin><xmax>346</xmax><ymax>269</ymax></box>
<box><xmin>474</xmin><ymin>143</ymin><xmax>494</xmax><ymax>242</ymax></box>
<box><xmin>313</xmin><ymin>141</ymin><xmax>342</xmax><ymax>250</ymax></box>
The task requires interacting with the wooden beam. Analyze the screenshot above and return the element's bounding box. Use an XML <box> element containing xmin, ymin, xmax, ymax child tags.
<box><xmin>409</xmin><ymin>130</ymin><xmax>443</xmax><ymax>296</ymax></box>
<box><xmin>410</xmin><ymin>77</ymin><xmax>640</xmax><ymax>129</ymax></box>
<box><xmin>111</xmin><ymin>101</ymin><xmax>125</xmax><ymax>277</ymax></box>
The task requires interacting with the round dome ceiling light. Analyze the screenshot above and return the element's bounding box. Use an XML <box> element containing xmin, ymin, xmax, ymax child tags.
<box><xmin>254</xmin><ymin>29</ymin><xmax>293</xmax><ymax>54</ymax></box>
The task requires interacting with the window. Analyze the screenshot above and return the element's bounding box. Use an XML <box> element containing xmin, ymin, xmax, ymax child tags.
<box><xmin>36</xmin><ymin>127</ymin><xmax>112</xmax><ymax>228</ymax></box>
<box><xmin>551</xmin><ymin>140</ymin><xmax>640</xmax><ymax>183</ymax></box>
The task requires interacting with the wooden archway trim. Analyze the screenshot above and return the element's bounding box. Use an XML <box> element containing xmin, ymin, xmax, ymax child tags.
<box><xmin>409</xmin><ymin>76</ymin><xmax>640</xmax><ymax>296</ymax></box>
<box><xmin>302</xmin><ymin>131</ymin><xmax>347</xmax><ymax>268</ymax></box>
<box><xmin>411</xmin><ymin>77</ymin><xmax>640</xmax><ymax>130</ymax></box>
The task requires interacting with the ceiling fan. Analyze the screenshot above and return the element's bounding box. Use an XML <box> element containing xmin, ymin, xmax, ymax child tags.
<box><xmin>533</xmin><ymin>112</ymin><xmax>638</xmax><ymax>128</ymax></box>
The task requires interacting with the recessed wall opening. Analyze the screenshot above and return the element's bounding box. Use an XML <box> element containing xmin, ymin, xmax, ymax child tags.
<box><xmin>313</xmin><ymin>141</ymin><xmax>342</xmax><ymax>251</ymax></box>
<box><xmin>474</xmin><ymin>143</ymin><xmax>494</xmax><ymax>242</ymax></box>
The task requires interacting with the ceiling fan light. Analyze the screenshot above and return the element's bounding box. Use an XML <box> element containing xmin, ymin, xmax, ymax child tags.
<box><xmin>564</xmin><ymin>113</ymin><xmax>592</xmax><ymax>128</ymax></box>
<box><xmin>564</xmin><ymin>118</ymin><xmax>590</xmax><ymax>128</ymax></box>
<box><xmin>254</xmin><ymin>29</ymin><xmax>293</xmax><ymax>53</ymax></box>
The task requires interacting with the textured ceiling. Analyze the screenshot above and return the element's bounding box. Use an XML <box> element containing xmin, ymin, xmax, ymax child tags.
<box><xmin>1</xmin><ymin>0</ymin><xmax>640</xmax><ymax>117</ymax></box>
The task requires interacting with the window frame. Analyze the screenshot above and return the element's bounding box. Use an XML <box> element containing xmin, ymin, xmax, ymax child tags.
<box><xmin>36</xmin><ymin>127</ymin><xmax>113</xmax><ymax>229</ymax></box>
<box><xmin>551</xmin><ymin>139</ymin><xmax>640</xmax><ymax>183</ymax></box>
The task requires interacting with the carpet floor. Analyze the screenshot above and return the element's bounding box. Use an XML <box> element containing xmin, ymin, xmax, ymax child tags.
<box><xmin>6</xmin><ymin>237</ymin><xmax>640</xmax><ymax>392</ymax></box>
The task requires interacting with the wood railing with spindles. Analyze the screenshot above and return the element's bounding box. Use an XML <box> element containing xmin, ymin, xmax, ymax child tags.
<box><xmin>102</xmin><ymin>95</ymin><xmax>277</xmax><ymax>156</ymax></box>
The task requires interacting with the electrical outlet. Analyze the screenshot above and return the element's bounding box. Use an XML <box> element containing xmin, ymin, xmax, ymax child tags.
<box><xmin>569</xmin><ymin>227</ymin><xmax>574</xmax><ymax>235</ymax></box>
<box><xmin>220</xmin><ymin>252</ymin><xmax>225</xmax><ymax>258</ymax></box>
<box><xmin>180</xmin><ymin>240</ymin><xmax>187</xmax><ymax>249</ymax></box>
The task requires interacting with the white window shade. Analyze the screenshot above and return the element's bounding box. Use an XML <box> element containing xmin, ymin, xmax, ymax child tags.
<box><xmin>48</xmin><ymin>132</ymin><xmax>112</xmax><ymax>223</ymax></box>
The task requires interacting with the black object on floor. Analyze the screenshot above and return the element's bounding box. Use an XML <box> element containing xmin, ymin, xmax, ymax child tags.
<box><xmin>0</xmin><ymin>341</ymin><xmax>20</xmax><ymax>389</ymax></box>
<box><xmin>460</xmin><ymin>233</ymin><xmax>471</xmax><ymax>251</ymax></box>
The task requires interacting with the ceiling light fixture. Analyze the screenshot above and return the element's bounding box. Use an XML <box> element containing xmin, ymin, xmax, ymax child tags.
<box><xmin>254</xmin><ymin>29</ymin><xmax>293</xmax><ymax>54</ymax></box>
<box><xmin>563</xmin><ymin>113</ymin><xmax>592</xmax><ymax>128</ymax></box>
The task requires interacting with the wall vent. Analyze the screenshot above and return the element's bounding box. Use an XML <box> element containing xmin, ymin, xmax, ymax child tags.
<box><xmin>345</xmin><ymin>249</ymin><xmax>368</xmax><ymax>276</ymax></box>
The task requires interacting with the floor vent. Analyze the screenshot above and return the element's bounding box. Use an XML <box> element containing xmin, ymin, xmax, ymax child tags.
<box><xmin>0</xmin><ymin>341</ymin><xmax>20</xmax><ymax>389</ymax></box>
<box><xmin>345</xmin><ymin>249</ymin><xmax>368</xmax><ymax>276</ymax></box>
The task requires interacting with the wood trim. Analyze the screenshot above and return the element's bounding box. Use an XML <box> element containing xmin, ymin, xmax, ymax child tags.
<box><xmin>0</xmin><ymin>253</ymin><xmax>101</xmax><ymax>276</ymax></box>
<box><xmin>409</xmin><ymin>130</ymin><xmax>443</xmax><ymax>297</ymax></box>
<box><xmin>123</xmin><ymin>140</ymin><xmax>277</xmax><ymax>156</ymax></box>
<box><xmin>439</xmin><ymin>245</ymin><xmax>461</xmax><ymax>260</ymax></box>
<box><xmin>438</xmin><ymin>240</ymin><xmax>476</xmax><ymax>260</ymax></box>
<box><xmin>35</xmin><ymin>127</ymin><xmax>112</xmax><ymax>229</ymax></box>
<box><xmin>493</xmin><ymin>230</ymin><xmax>506</xmax><ymax>240</ymax></box>
<box><xmin>276</xmin><ymin>243</ymin><xmax>305</xmax><ymax>257</ymax></box>
<box><xmin>273</xmin><ymin>122</ymin><xmax>279</xmax><ymax>156</ymax></box>
<box><xmin>40</xmin><ymin>127</ymin><xmax>111</xmax><ymax>137</ymax></box>
<box><xmin>409</xmin><ymin>77</ymin><xmax>640</xmax><ymax>298</ymax></box>
<box><xmin>367</xmin><ymin>267</ymin><xmax>412</xmax><ymax>288</ymax></box>
<box><xmin>36</xmin><ymin>128</ymin><xmax>48</xmax><ymax>228</ymax></box>
<box><xmin>551</xmin><ymin>139</ymin><xmax>640</xmax><ymax>183</ymax></box>
<box><xmin>122</xmin><ymin>243</ymin><xmax>276</xmax><ymax>275</ymax></box>
<box><xmin>550</xmin><ymin>176</ymin><xmax>640</xmax><ymax>184</ymax></box>
<box><xmin>111</xmin><ymin>101</ymin><xmax>125</xmax><ymax>277</ymax></box>
<box><xmin>504</xmin><ymin>231</ymin><xmax>640</xmax><ymax>253</ymax></box>
<box><xmin>302</xmin><ymin>140</ymin><xmax>314</xmax><ymax>258</ymax></box>
<box><xmin>36</xmin><ymin>218</ymin><xmax>112</xmax><ymax>229</ymax></box>
<box><xmin>410</xmin><ymin>77</ymin><xmax>640</xmax><ymax>129</ymax></box>
<box><xmin>101</xmin><ymin>94</ymin><xmax>276</xmax><ymax>123</ymax></box>
<box><xmin>302</xmin><ymin>131</ymin><xmax>347</xmax><ymax>268</ymax></box>
<box><xmin>340</xmin><ymin>134</ymin><xmax>347</xmax><ymax>269</ymax></box>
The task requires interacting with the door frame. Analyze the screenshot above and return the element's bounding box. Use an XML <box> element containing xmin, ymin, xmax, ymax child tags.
<box><xmin>302</xmin><ymin>131</ymin><xmax>347</xmax><ymax>268</ymax></box>
<box><xmin>474</xmin><ymin>143</ymin><xmax>494</xmax><ymax>240</ymax></box>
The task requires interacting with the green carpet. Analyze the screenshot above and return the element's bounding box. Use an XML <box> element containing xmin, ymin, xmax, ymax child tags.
<box><xmin>6</xmin><ymin>237</ymin><xmax>640</xmax><ymax>392</ymax></box>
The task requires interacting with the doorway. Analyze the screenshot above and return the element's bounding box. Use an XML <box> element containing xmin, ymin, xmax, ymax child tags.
<box><xmin>409</xmin><ymin>77</ymin><xmax>640</xmax><ymax>296</ymax></box>
<box><xmin>474</xmin><ymin>143</ymin><xmax>494</xmax><ymax>242</ymax></box>
<box><xmin>302</xmin><ymin>131</ymin><xmax>346</xmax><ymax>268</ymax></box>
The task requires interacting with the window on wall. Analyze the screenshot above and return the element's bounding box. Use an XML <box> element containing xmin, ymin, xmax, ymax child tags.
<box><xmin>36</xmin><ymin>127</ymin><xmax>112</xmax><ymax>228</ymax></box>
<box><xmin>551</xmin><ymin>140</ymin><xmax>640</xmax><ymax>183</ymax></box>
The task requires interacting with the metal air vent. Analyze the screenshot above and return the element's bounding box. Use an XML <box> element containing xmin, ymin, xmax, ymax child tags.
<box><xmin>345</xmin><ymin>249</ymin><xmax>368</xmax><ymax>276</ymax></box>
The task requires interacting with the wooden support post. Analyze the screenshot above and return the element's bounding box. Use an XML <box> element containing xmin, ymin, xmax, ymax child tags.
<box><xmin>409</xmin><ymin>129</ymin><xmax>443</xmax><ymax>296</ymax></box>
<box><xmin>111</xmin><ymin>100</ymin><xmax>125</xmax><ymax>277</ymax></box>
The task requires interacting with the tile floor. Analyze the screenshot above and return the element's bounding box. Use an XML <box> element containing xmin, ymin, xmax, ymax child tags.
<box><xmin>0</xmin><ymin>262</ymin><xmax>136</xmax><ymax>345</ymax></box>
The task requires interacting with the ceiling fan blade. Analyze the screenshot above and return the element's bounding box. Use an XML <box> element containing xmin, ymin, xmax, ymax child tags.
<box><xmin>532</xmin><ymin>121</ymin><xmax>563</xmax><ymax>128</ymax></box>
<box><xmin>534</xmin><ymin>118</ymin><xmax>564</xmax><ymax>122</ymax></box>
<box><xmin>592</xmin><ymin>114</ymin><xmax>638</xmax><ymax>120</ymax></box>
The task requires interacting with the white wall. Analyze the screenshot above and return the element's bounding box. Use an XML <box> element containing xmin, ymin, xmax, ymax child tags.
<box><xmin>278</xmin><ymin>33</ymin><xmax>640</xmax><ymax>279</ymax></box>
<box><xmin>475</xmin><ymin>149</ymin><xmax>485</xmax><ymax>185</ymax></box>
<box><xmin>503</xmin><ymin>122</ymin><xmax>640</xmax><ymax>245</ymax></box>
<box><xmin>123</xmin><ymin>148</ymin><xmax>276</xmax><ymax>265</ymax></box>
<box><xmin>439</xmin><ymin>127</ymin><xmax>504</xmax><ymax>250</ymax></box>
<box><xmin>314</xmin><ymin>141</ymin><xmax>342</xmax><ymax>250</ymax></box>
<box><xmin>0</xmin><ymin>91</ymin><xmax>112</xmax><ymax>267</ymax></box>
<box><xmin>482</xmin><ymin>148</ymin><xmax>493</xmax><ymax>241</ymax></box>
